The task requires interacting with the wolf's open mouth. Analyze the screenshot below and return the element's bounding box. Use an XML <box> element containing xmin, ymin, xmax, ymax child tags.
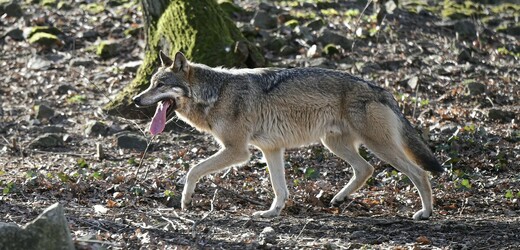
<box><xmin>150</xmin><ymin>99</ymin><xmax>176</xmax><ymax>135</ymax></box>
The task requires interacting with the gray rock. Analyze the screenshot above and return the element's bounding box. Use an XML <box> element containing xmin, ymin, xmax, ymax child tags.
<box><xmin>69</xmin><ymin>57</ymin><xmax>95</xmax><ymax>67</ymax></box>
<box><xmin>4</xmin><ymin>28</ymin><xmax>24</xmax><ymax>41</ymax></box>
<box><xmin>498</xmin><ymin>25</ymin><xmax>520</xmax><ymax>36</ymax></box>
<box><xmin>454</xmin><ymin>20</ymin><xmax>477</xmax><ymax>38</ymax></box>
<box><xmin>79</xmin><ymin>30</ymin><xmax>98</xmax><ymax>40</ymax></box>
<box><xmin>294</xmin><ymin>26</ymin><xmax>314</xmax><ymax>42</ymax></box>
<box><xmin>488</xmin><ymin>109</ymin><xmax>515</xmax><ymax>123</ymax></box>
<box><xmin>85</xmin><ymin>120</ymin><xmax>109</xmax><ymax>137</ymax></box>
<box><xmin>305</xmin><ymin>19</ymin><xmax>325</xmax><ymax>31</ymax></box>
<box><xmin>317</xmin><ymin>29</ymin><xmax>352</xmax><ymax>50</ymax></box>
<box><xmin>266</xmin><ymin>37</ymin><xmax>286</xmax><ymax>51</ymax></box>
<box><xmin>116</xmin><ymin>132</ymin><xmax>148</xmax><ymax>151</ymax></box>
<box><xmin>27</xmin><ymin>56</ymin><xmax>52</xmax><ymax>70</ymax></box>
<box><xmin>259</xmin><ymin>226</ymin><xmax>276</xmax><ymax>245</ymax></box>
<box><xmin>56</xmin><ymin>84</ymin><xmax>76</xmax><ymax>95</ymax></box>
<box><xmin>0</xmin><ymin>203</ymin><xmax>74</xmax><ymax>250</ymax></box>
<box><xmin>251</xmin><ymin>10</ymin><xmax>277</xmax><ymax>29</ymax></box>
<box><xmin>467</xmin><ymin>82</ymin><xmax>486</xmax><ymax>95</ymax></box>
<box><xmin>1</xmin><ymin>1</ymin><xmax>23</xmax><ymax>18</ymax></box>
<box><xmin>41</xmin><ymin>125</ymin><xmax>66</xmax><ymax>134</ymax></box>
<box><xmin>30</xmin><ymin>133</ymin><xmax>64</xmax><ymax>148</ymax></box>
<box><xmin>280</xmin><ymin>45</ymin><xmax>298</xmax><ymax>56</ymax></box>
<box><xmin>35</xmin><ymin>104</ymin><xmax>55</xmax><ymax>120</ymax></box>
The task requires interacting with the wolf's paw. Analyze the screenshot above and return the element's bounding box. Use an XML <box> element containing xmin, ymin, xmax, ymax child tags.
<box><xmin>330</xmin><ymin>198</ymin><xmax>345</xmax><ymax>207</ymax></box>
<box><xmin>181</xmin><ymin>196</ymin><xmax>192</xmax><ymax>211</ymax></box>
<box><xmin>252</xmin><ymin>209</ymin><xmax>281</xmax><ymax>218</ymax></box>
<box><xmin>412</xmin><ymin>209</ymin><xmax>431</xmax><ymax>220</ymax></box>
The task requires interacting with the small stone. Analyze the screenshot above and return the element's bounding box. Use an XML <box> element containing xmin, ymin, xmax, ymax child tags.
<box><xmin>57</xmin><ymin>1</ymin><xmax>72</xmax><ymax>10</ymax></box>
<box><xmin>29</xmin><ymin>133</ymin><xmax>64</xmax><ymax>148</ymax></box>
<box><xmin>284</xmin><ymin>19</ymin><xmax>299</xmax><ymax>29</ymax></box>
<box><xmin>56</xmin><ymin>84</ymin><xmax>76</xmax><ymax>95</ymax></box>
<box><xmin>2</xmin><ymin>1</ymin><xmax>23</xmax><ymax>18</ymax></box>
<box><xmin>317</xmin><ymin>30</ymin><xmax>352</xmax><ymax>50</ymax></box>
<box><xmin>466</xmin><ymin>82</ymin><xmax>486</xmax><ymax>95</ymax></box>
<box><xmin>498</xmin><ymin>25</ymin><xmax>520</xmax><ymax>37</ymax></box>
<box><xmin>96</xmin><ymin>41</ymin><xmax>119</xmax><ymax>59</ymax></box>
<box><xmin>454</xmin><ymin>20</ymin><xmax>477</xmax><ymax>38</ymax></box>
<box><xmin>251</xmin><ymin>10</ymin><xmax>277</xmax><ymax>29</ymax></box>
<box><xmin>280</xmin><ymin>45</ymin><xmax>297</xmax><ymax>56</ymax></box>
<box><xmin>259</xmin><ymin>226</ymin><xmax>276</xmax><ymax>244</ymax></box>
<box><xmin>266</xmin><ymin>37</ymin><xmax>286</xmax><ymax>52</ymax></box>
<box><xmin>116</xmin><ymin>132</ymin><xmax>148</xmax><ymax>151</ymax></box>
<box><xmin>323</xmin><ymin>44</ymin><xmax>340</xmax><ymax>56</ymax></box>
<box><xmin>41</xmin><ymin>125</ymin><xmax>65</xmax><ymax>134</ymax></box>
<box><xmin>488</xmin><ymin>109</ymin><xmax>515</xmax><ymax>123</ymax></box>
<box><xmin>85</xmin><ymin>120</ymin><xmax>109</xmax><ymax>137</ymax></box>
<box><xmin>4</xmin><ymin>28</ymin><xmax>24</xmax><ymax>41</ymax></box>
<box><xmin>28</xmin><ymin>33</ymin><xmax>62</xmax><ymax>47</ymax></box>
<box><xmin>69</xmin><ymin>57</ymin><xmax>95</xmax><ymax>67</ymax></box>
<box><xmin>305</xmin><ymin>19</ymin><xmax>325</xmax><ymax>31</ymax></box>
<box><xmin>27</xmin><ymin>56</ymin><xmax>52</xmax><ymax>70</ymax></box>
<box><xmin>407</xmin><ymin>76</ymin><xmax>419</xmax><ymax>89</ymax></box>
<box><xmin>35</xmin><ymin>104</ymin><xmax>55</xmax><ymax>120</ymax></box>
<box><xmin>79</xmin><ymin>30</ymin><xmax>98</xmax><ymax>40</ymax></box>
<box><xmin>25</xmin><ymin>26</ymin><xmax>63</xmax><ymax>39</ymax></box>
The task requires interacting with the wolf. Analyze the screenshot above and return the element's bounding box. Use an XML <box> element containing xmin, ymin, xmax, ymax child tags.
<box><xmin>133</xmin><ymin>51</ymin><xmax>444</xmax><ymax>220</ymax></box>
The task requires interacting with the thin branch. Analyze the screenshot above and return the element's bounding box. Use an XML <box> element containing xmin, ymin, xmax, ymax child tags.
<box><xmin>191</xmin><ymin>189</ymin><xmax>218</xmax><ymax>238</ymax></box>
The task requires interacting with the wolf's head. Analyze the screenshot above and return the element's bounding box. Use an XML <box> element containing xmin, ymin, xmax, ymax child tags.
<box><xmin>133</xmin><ymin>51</ymin><xmax>191</xmax><ymax>135</ymax></box>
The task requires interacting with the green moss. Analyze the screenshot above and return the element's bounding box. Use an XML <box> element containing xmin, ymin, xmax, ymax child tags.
<box><xmin>441</xmin><ymin>0</ymin><xmax>484</xmax><ymax>19</ymax></box>
<box><xmin>27</xmin><ymin>26</ymin><xmax>62</xmax><ymax>38</ymax></box>
<box><xmin>320</xmin><ymin>8</ymin><xmax>339</xmax><ymax>17</ymax></box>
<box><xmin>57</xmin><ymin>1</ymin><xmax>72</xmax><ymax>10</ymax></box>
<box><xmin>41</xmin><ymin>0</ymin><xmax>57</xmax><ymax>7</ymax></box>
<box><xmin>323</xmin><ymin>44</ymin><xmax>340</xmax><ymax>56</ymax></box>
<box><xmin>124</xmin><ymin>26</ymin><xmax>142</xmax><ymax>37</ymax></box>
<box><xmin>218</xmin><ymin>0</ymin><xmax>244</xmax><ymax>17</ymax></box>
<box><xmin>105</xmin><ymin>0</ymin><xmax>264</xmax><ymax>118</ymax></box>
<box><xmin>96</xmin><ymin>41</ymin><xmax>119</xmax><ymax>59</ymax></box>
<box><xmin>28</xmin><ymin>32</ymin><xmax>60</xmax><ymax>46</ymax></box>
<box><xmin>81</xmin><ymin>3</ymin><xmax>105</xmax><ymax>14</ymax></box>
<box><xmin>284</xmin><ymin>19</ymin><xmax>299</xmax><ymax>28</ymax></box>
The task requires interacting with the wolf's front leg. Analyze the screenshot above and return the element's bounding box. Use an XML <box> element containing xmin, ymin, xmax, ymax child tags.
<box><xmin>252</xmin><ymin>148</ymin><xmax>289</xmax><ymax>218</ymax></box>
<box><xmin>181</xmin><ymin>147</ymin><xmax>250</xmax><ymax>210</ymax></box>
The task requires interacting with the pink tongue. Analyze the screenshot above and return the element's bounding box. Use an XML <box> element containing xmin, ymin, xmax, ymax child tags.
<box><xmin>150</xmin><ymin>100</ymin><xmax>171</xmax><ymax>135</ymax></box>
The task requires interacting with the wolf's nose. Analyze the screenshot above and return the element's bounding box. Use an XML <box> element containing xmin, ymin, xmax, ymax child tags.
<box><xmin>132</xmin><ymin>96</ymin><xmax>141</xmax><ymax>105</ymax></box>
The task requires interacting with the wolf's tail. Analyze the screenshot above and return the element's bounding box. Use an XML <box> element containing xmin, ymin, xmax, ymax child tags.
<box><xmin>401</xmin><ymin>123</ymin><xmax>444</xmax><ymax>173</ymax></box>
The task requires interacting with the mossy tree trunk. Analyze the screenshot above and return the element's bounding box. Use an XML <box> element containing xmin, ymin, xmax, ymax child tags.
<box><xmin>104</xmin><ymin>0</ymin><xmax>265</xmax><ymax>118</ymax></box>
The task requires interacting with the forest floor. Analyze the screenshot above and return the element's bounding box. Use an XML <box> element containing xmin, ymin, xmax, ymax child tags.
<box><xmin>1</xmin><ymin>0</ymin><xmax>519</xmax><ymax>249</ymax></box>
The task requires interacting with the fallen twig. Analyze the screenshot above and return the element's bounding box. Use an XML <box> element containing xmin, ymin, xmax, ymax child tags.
<box><xmin>192</xmin><ymin>189</ymin><xmax>218</xmax><ymax>238</ymax></box>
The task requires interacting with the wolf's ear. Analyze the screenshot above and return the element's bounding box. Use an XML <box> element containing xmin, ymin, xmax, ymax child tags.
<box><xmin>159</xmin><ymin>50</ymin><xmax>173</xmax><ymax>67</ymax></box>
<box><xmin>172</xmin><ymin>52</ymin><xmax>189</xmax><ymax>74</ymax></box>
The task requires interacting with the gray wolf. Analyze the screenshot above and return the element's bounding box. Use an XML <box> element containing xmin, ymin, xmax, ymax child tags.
<box><xmin>133</xmin><ymin>51</ymin><xmax>444</xmax><ymax>220</ymax></box>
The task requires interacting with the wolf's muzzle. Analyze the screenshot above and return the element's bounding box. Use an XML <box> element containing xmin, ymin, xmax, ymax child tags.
<box><xmin>132</xmin><ymin>95</ymin><xmax>143</xmax><ymax>106</ymax></box>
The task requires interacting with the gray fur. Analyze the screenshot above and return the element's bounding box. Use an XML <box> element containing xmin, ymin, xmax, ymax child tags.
<box><xmin>133</xmin><ymin>52</ymin><xmax>443</xmax><ymax>220</ymax></box>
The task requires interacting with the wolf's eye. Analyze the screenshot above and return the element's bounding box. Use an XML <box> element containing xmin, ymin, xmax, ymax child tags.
<box><xmin>156</xmin><ymin>82</ymin><xmax>164</xmax><ymax>87</ymax></box>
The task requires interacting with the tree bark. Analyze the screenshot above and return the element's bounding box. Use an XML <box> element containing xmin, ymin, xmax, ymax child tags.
<box><xmin>104</xmin><ymin>0</ymin><xmax>264</xmax><ymax>119</ymax></box>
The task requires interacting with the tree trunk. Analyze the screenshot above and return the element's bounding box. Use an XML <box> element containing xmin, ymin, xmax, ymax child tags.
<box><xmin>104</xmin><ymin>0</ymin><xmax>265</xmax><ymax>119</ymax></box>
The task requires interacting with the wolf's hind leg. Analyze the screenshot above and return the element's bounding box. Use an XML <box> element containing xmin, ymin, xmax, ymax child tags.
<box><xmin>365</xmin><ymin>143</ymin><xmax>433</xmax><ymax>220</ymax></box>
<box><xmin>252</xmin><ymin>148</ymin><xmax>288</xmax><ymax>218</ymax></box>
<box><xmin>321</xmin><ymin>135</ymin><xmax>374</xmax><ymax>206</ymax></box>
<box><xmin>181</xmin><ymin>147</ymin><xmax>250</xmax><ymax>210</ymax></box>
